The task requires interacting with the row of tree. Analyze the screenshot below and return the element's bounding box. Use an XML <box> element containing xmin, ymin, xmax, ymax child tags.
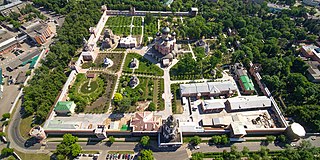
<box><xmin>192</xmin><ymin>140</ymin><xmax>320</xmax><ymax>160</ymax></box>
<box><xmin>22</xmin><ymin>1</ymin><xmax>103</xmax><ymax>123</ymax></box>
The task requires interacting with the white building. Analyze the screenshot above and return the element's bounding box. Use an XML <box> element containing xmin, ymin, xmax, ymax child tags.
<box><xmin>119</xmin><ymin>36</ymin><xmax>137</xmax><ymax>48</ymax></box>
<box><xmin>225</xmin><ymin>96</ymin><xmax>271</xmax><ymax>112</ymax></box>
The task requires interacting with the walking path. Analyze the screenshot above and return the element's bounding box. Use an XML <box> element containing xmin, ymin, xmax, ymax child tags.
<box><xmin>188</xmin><ymin>42</ymin><xmax>196</xmax><ymax>60</ymax></box>
<box><xmin>140</xmin><ymin>17</ymin><xmax>144</xmax><ymax>46</ymax></box>
<box><xmin>129</xmin><ymin>16</ymin><xmax>134</xmax><ymax>36</ymax></box>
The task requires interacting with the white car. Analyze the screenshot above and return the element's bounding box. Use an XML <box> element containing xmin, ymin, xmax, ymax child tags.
<box><xmin>194</xmin><ymin>146</ymin><xmax>200</xmax><ymax>150</ymax></box>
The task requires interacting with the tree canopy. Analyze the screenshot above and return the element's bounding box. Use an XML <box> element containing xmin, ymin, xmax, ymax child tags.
<box><xmin>55</xmin><ymin>134</ymin><xmax>82</xmax><ymax>159</ymax></box>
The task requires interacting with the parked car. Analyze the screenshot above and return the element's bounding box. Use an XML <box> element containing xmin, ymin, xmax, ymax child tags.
<box><xmin>194</xmin><ymin>145</ymin><xmax>200</xmax><ymax>150</ymax></box>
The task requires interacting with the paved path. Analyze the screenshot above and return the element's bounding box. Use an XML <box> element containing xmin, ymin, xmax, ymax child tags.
<box><xmin>140</xmin><ymin>17</ymin><xmax>144</xmax><ymax>46</ymax></box>
<box><xmin>129</xmin><ymin>16</ymin><xmax>134</xmax><ymax>36</ymax></box>
<box><xmin>188</xmin><ymin>42</ymin><xmax>196</xmax><ymax>60</ymax></box>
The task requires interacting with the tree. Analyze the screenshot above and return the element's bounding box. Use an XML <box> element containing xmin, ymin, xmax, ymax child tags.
<box><xmin>138</xmin><ymin>149</ymin><xmax>154</xmax><ymax>160</ymax></box>
<box><xmin>108</xmin><ymin>136</ymin><xmax>115</xmax><ymax>144</ymax></box>
<box><xmin>71</xmin><ymin>143</ymin><xmax>82</xmax><ymax>157</ymax></box>
<box><xmin>190</xmin><ymin>136</ymin><xmax>201</xmax><ymax>145</ymax></box>
<box><xmin>291</xmin><ymin>58</ymin><xmax>308</xmax><ymax>74</ymax></box>
<box><xmin>277</xmin><ymin>135</ymin><xmax>287</xmax><ymax>143</ymax></box>
<box><xmin>1</xmin><ymin>148</ymin><xmax>14</xmax><ymax>157</ymax></box>
<box><xmin>113</xmin><ymin>93</ymin><xmax>123</xmax><ymax>103</ymax></box>
<box><xmin>0</xmin><ymin>132</ymin><xmax>5</xmax><ymax>137</ymax></box>
<box><xmin>220</xmin><ymin>135</ymin><xmax>229</xmax><ymax>145</ymax></box>
<box><xmin>191</xmin><ymin>152</ymin><xmax>204</xmax><ymax>160</ymax></box>
<box><xmin>147</xmin><ymin>102</ymin><xmax>156</xmax><ymax>111</ymax></box>
<box><xmin>55</xmin><ymin>134</ymin><xmax>82</xmax><ymax>158</ymax></box>
<box><xmin>140</xmin><ymin>136</ymin><xmax>150</xmax><ymax>147</ymax></box>
<box><xmin>145</xmin><ymin>13</ymin><xmax>154</xmax><ymax>25</ymax></box>
<box><xmin>242</xmin><ymin>146</ymin><xmax>250</xmax><ymax>157</ymax></box>
<box><xmin>2</xmin><ymin>113</ymin><xmax>10</xmax><ymax>120</ymax></box>
<box><xmin>118</xmin><ymin>97</ymin><xmax>132</xmax><ymax>112</ymax></box>
<box><xmin>211</xmin><ymin>135</ymin><xmax>221</xmax><ymax>144</ymax></box>
<box><xmin>266</xmin><ymin>135</ymin><xmax>276</xmax><ymax>144</ymax></box>
<box><xmin>7</xmin><ymin>156</ymin><xmax>15</xmax><ymax>160</ymax></box>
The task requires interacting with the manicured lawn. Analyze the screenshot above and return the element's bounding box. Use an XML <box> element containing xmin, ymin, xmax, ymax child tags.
<box><xmin>80</xmin><ymin>81</ymin><xmax>98</xmax><ymax>94</ymax></box>
<box><xmin>19</xmin><ymin>116</ymin><xmax>33</xmax><ymax>140</ymax></box>
<box><xmin>68</xmin><ymin>74</ymin><xmax>107</xmax><ymax>113</ymax></box>
<box><xmin>15</xmin><ymin>150</ymin><xmax>51</xmax><ymax>160</ymax></box>
<box><xmin>94</xmin><ymin>52</ymin><xmax>124</xmax><ymax>72</ymax></box>
<box><xmin>123</xmin><ymin>53</ymin><xmax>164</xmax><ymax>76</ymax></box>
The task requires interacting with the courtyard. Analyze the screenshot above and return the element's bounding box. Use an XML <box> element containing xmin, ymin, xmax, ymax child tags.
<box><xmin>68</xmin><ymin>73</ymin><xmax>117</xmax><ymax>113</ymax></box>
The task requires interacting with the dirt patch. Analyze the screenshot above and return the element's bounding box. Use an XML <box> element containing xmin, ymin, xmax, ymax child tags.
<box><xmin>136</xmin><ymin>101</ymin><xmax>150</xmax><ymax>112</ymax></box>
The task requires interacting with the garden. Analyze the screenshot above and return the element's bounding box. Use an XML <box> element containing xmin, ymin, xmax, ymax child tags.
<box><xmin>106</xmin><ymin>16</ymin><xmax>132</xmax><ymax>26</ymax></box>
<box><xmin>113</xmin><ymin>76</ymin><xmax>164</xmax><ymax>113</ymax></box>
<box><xmin>170</xmin><ymin>51</ymin><xmax>222</xmax><ymax>80</ymax></box>
<box><xmin>68</xmin><ymin>73</ymin><xmax>116</xmax><ymax>113</ymax></box>
<box><xmin>94</xmin><ymin>52</ymin><xmax>125</xmax><ymax>72</ymax></box>
<box><xmin>133</xmin><ymin>17</ymin><xmax>142</xmax><ymax>26</ymax></box>
<box><xmin>106</xmin><ymin>16</ymin><xmax>143</xmax><ymax>37</ymax></box>
<box><xmin>144</xmin><ymin>14</ymin><xmax>158</xmax><ymax>40</ymax></box>
<box><xmin>123</xmin><ymin>53</ymin><xmax>164</xmax><ymax>76</ymax></box>
<box><xmin>108</xmin><ymin>26</ymin><xmax>131</xmax><ymax>37</ymax></box>
<box><xmin>171</xmin><ymin>83</ymin><xmax>183</xmax><ymax>114</ymax></box>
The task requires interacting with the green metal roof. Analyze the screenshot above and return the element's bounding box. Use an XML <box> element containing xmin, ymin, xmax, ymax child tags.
<box><xmin>54</xmin><ymin>101</ymin><xmax>75</xmax><ymax>111</ymax></box>
<box><xmin>120</xmin><ymin>124</ymin><xmax>129</xmax><ymax>131</ymax></box>
<box><xmin>29</xmin><ymin>55</ymin><xmax>39</xmax><ymax>69</ymax></box>
<box><xmin>240</xmin><ymin>75</ymin><xmax>254</xmax><ymax>91</ymax></box>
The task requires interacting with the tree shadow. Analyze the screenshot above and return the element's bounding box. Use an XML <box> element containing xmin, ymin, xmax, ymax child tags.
<box><xmin>86</xmin><ymin>138</ymin><xmax>103</xmax><ymax>145</ymax></box>
<box><xmin>104</xmin><ymin>141</ymin><xmax>113</xmax><ymax>147</ymax></box>
<box><xmin>260</xmin><ymin>141</ymin><xmax>269</xmax><ymax>146</ymax></box>
<box><xmin>24</xmin><ymin>137</ymin><xmax>38</xmax><ymax>148</ymax></box>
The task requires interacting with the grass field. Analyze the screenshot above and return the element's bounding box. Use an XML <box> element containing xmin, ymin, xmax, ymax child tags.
<box><xmin>80</xmin><ymin>81</ymin><xmax>98</xmax><ymax>94</ymax></box>
<box><xmin>123</xmin><ymin>53</ymin><xmax>163</xmax><ymax>76</ymax></box>
<box><xmin>19</xmin><ymin>116</ymin><xmax>33</xmax><ymax>140</ymax></box>
<box><xmin>15</xmin><ymin>150</ymin><xmax>51</xmax><ymax>160</ymax></box>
